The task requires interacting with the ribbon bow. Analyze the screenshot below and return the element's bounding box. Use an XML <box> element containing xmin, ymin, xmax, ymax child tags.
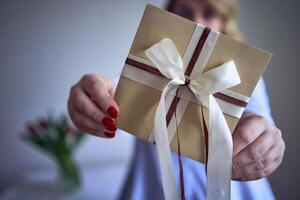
<box><xmin>145</xmin><ymin>38</ymin><xmax>241</xmax><ymax>200</ymax></box>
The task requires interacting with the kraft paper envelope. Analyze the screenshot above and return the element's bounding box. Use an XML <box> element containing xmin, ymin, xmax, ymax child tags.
<box><xmin>114</xmin><ymin>4</ymin><xmax>272</xmax><ymax>163</ymax></box>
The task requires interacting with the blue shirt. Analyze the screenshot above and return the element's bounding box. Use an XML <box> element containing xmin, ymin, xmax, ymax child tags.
<box><xmin>118</xmin><ymin>78</ymin><xmax>275</xmax><ymax>200</ymax></box>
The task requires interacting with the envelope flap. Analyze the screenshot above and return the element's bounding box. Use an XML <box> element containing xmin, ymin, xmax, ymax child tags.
<box><xmin>129</xmin><ymin>4</ymin><xmax>196</xmax><ymax>61</ymax></box>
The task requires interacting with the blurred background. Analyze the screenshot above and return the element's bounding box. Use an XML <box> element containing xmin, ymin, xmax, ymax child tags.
<box><xmin>0</xmin><ymin>0</ymin><xmax>299</xmax><ymax>199</ymax></box>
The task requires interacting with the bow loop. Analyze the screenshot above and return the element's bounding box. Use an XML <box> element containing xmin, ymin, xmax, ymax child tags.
<box><xmin>190</xmin><ymin>60</ymin><xmax>241</xmax><ymax>98</ymax></box>
<box><xmin>145</xmin><ymin>38</ymin><xmax>185</xmax><ymax>81</ymax></box>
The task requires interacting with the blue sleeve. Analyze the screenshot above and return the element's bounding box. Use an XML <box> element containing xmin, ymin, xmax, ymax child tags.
<box><xmin>245</xmin><ymin>78</ymin><xmax>274</xmax><ymax>123</ymax></box>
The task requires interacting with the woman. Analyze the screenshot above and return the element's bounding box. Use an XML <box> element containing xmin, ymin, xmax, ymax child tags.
<box><xmin>67</xmin><ymin>0</ymin><xmax>285</xmax><ymax>199</ymax></box>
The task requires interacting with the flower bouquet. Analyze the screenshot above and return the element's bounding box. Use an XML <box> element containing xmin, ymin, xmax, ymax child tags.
<box><xmin>21</xmin><ymin>114</ymin><xmax>85</xmax><ymax>192</ymax></box>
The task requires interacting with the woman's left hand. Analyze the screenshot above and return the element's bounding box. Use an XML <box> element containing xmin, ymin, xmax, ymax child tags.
<box><xmin>231</xmin><ymin>112</ymin><xmax>285</xmax><ymax>181</ymax></box>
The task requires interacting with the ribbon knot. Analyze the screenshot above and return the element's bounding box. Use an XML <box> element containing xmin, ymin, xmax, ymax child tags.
<box><xmin>145</xmin><ymin>38</ymin><xmax>241</xmax><ymax>200</ymax></box>
<box><xmin>183</xmin><ymin>79</ymin><xmax>190</xmax><ymax>86</ymax></box>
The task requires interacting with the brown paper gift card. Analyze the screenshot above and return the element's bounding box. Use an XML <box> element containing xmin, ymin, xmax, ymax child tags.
<box><xmin>114</xmin><ymin>4</ymin><xmax>272</xmax><ymax>163</ymax></box>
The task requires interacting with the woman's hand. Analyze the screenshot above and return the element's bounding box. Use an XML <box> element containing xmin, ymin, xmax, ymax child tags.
<box><xmin>231</xmin><ymin>112</ymin><xmax>285</xmax><ymax>181</ymax></box>
<box><xmin>68</xmin><ymin>74</ymin><xmax>119</xmax><ymax>138</ymax></box>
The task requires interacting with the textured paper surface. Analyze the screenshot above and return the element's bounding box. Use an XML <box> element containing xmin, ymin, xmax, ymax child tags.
<box><xmin>115</xmin><ymin>4</ymin><xmax>272</xmax><ymax>163</ymax></box>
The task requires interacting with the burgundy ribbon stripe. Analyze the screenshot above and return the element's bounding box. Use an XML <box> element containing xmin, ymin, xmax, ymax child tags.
<box><xmin>125</xmin><ymin>55</ymin><xmax>248</xmax><ymax>110</ymax></box>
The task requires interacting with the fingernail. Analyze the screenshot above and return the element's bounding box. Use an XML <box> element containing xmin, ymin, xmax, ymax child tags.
<box><xmin>104</xmin><ymin>131</ymin><xmax>115</xmax><ymax>138</ymax></box>
<box><xmin>102</xmin><ymin>117</ymin><xmax>114</xmax><ymax>128</ymax></box>
<box><xmin>107</xmin><ymin>106</ymin><xmax>118</xmax><ymax>118</ymax></box>
<box><xmin>106</xmin><ymin>125</ymin><xmax>117</xmax><ymax>131</ymax></box>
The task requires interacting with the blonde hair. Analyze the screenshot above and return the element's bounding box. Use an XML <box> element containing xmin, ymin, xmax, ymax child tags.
<box><xmin>208</xmin><ymin>0</ymin><xmax>244</xmax><ymax>41</ymax></box>
<box><xmin>166</xmin><ymin>0</ymin><xmax>244</xmax><ymax>41</ymax></box>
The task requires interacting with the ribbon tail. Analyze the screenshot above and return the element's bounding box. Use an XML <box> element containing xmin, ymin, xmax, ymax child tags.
<box><xmin>206</xmin><ymin>95</ymin><xmax>233</xmax><ymax>200</ymax></box>
<box><xmin>153</xmin><ymin>80</ymin><xmax>180</xmax><ymax>200</ymax></box>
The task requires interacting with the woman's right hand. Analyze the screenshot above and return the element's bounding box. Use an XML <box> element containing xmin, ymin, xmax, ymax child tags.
<box><xmin>68</xmin><ymin>74</ymin><xmax>119</xmax><ymax>138</ymax></box>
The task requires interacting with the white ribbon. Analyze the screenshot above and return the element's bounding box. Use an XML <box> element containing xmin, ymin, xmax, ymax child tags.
<box><xmin>145</xmin><ymin>38</ymin><xmax>241</xmax><ymax>200</ymax></box>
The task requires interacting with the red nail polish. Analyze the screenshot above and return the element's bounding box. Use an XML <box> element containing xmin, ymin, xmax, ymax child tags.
<box><xmin>106</xmin><ymin>125</ymin><xmax>117</xmax><ymax>131</ymax></box>
<box><xmin>102</xmin><ymin>117</ymin><xmax>114</xmax><ymax>128</ymax></box>
<box><xmin>107</xmin><ymin>106</ymin><xmax>118</xmax><ymax>118</ymax></box>
<box><xmin>104</xmin><ymin>131</ymin><xmax>115</xmax><ymax>138</ymax></box>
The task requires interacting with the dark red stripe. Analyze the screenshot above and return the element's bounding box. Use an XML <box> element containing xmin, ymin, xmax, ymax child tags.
<box><xmin>202</xmin><ymin>111</ymin><xmax>209</xmax><ymax>173</ymax></box>
<box><xmin>166</xmin><ymin>27</ymin><xmax>211</xmax><ymax>124</ymax></box>
<box><xmin>165</xmin><ymin>28</ymin><xmax>211</xmax><ymax>178</ymax></box>
<box><xmin>166</xmin><ymin>91</ymin><xmax>180</xmax><ymax>126</ymax></box>
<box><xmin>213</xmin><ymin>92</ymin><xmax>248</xmax><ymax>107</ymax></box>
<box><xmin>125</xmin><ymin>58</ymin><xmax>164</xmax><ymax>77</ymax></box>
<box><xmin>185</xmin><ymin>27</ymin><xmax>211</xmax><ymax>76</ymax></box>
<box><xmin>175</xmin><ymin>89</ymin><xmax>186</xmax><ymax>200</ymax></box>
<box><xmin>125</xmin><ymin>58</ymin><xmax>248</xmax><ymax>109</ymax></box>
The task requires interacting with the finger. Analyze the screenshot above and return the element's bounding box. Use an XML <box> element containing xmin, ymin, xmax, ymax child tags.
<box><xmin>232</xmin><ymin>115</ymin><xmax>269</xmax><ymax>156</ymax></box>
<box><xmin>232</xmin><ymin>145</ymin><xmax>276</xmax><ymax>180</ymax></box>
<box><xmin>276</xmin><ymin>138</ymin><xmax>285</xmax><ymax>164</ymax></box>
<box><xmin>239</xmin><ymin>161</ymin><xmax>279</xmax><ymax>181</ymax></box>
<box><xmin>232</xmin><ymin>127</ymin><xmax>278</xmax><ymax>169</ymax></box>
<box><xmin>71</xmin><ymin>86</ymin><xmax>116</xmax><ymax>130</ymax></box>
<box><xmin>232</xmin><ymin>159</ymin><xmax>264</xmax><ymax>180</ymax></box>
<box><xmin>81</xmin><ymin>75</ymin><xmax>119</xmax><ymax>118</ymax></box>
<box><xmin>70</xmin><ymin>106</ymin><xmax>116</xmax><ymax>138</ymax></box>
<box><xmin>71</xmin><ymin>86</ymin><xmax>107</xmax><ymax>123</ymax></box>
<box><xmin>232</xmin><ymin>137</ymin><xmax>284</xmax><ymax>180</ymax></box>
